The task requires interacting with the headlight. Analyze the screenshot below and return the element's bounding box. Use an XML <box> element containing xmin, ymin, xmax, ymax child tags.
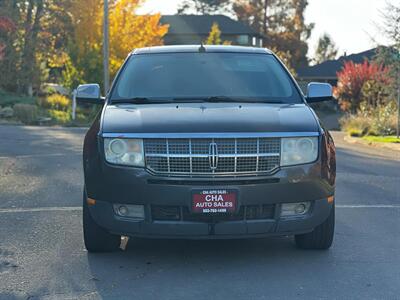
<box><xmin>280</xmin><ymin>137</ymin><xmax>318</xmax><ymax>166</ymax></box>
<box><xmin>104</xmin><ymin>138</ymin><xmax>145</xmax><ymax>167</ymax></box>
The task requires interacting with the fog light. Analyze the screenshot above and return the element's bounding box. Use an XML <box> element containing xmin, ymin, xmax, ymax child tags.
<box><xmin>118</xmin><ymin>205</ymin><xmax>129</xmax><ymax>216</ymax></box>
<box><xmin>281</xmin><ymin>202</ymin><xmax>311</xmax><ymax>217</ymax></box>
<box><xmin>113</xmin><ymin>204</ymin><xmax>145</xmax><ymax>219</ymax></box>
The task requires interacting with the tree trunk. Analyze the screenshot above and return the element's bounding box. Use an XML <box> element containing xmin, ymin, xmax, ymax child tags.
<box><xmin>263</xmin><ymin>0</ymin><xmax>268</xmax><ymax>36</ymax></box>
<box><xmin>20</xmin><ymin>0</ymin><xmax>44</xmax><ymax>95</ymax></box>
<box><xmin>17</xmin><ymin>0</ymin><xmax>33</xmax><ymax>93</ymax></box>
<box><xmin>262</xmin><ymin>0</ymin><xmax>269</xmax><ymax>46</ymax></box>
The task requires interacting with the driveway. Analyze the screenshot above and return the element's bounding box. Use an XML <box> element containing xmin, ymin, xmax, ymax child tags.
<box><xmin>0</xmin><ymin>126</ymin><xmax>399</xmax><ymax>299</ymax></box>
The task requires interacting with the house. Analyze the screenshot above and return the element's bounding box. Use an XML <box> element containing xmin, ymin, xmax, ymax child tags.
<box><xmin>296</xmin><ymin>48</ymin><xmax>379</xmax><ymax>87</ymax></box>
<box><xmin>160</xmin><ymin>15</ymin><xmax>263</xmax><ymax>47</ymax></box>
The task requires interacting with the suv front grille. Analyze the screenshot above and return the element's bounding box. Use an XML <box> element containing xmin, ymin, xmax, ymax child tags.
<box><xmin>144</xmin><ymin>138</ymin><xmax>280</xmax><ymax>176</ymax></box>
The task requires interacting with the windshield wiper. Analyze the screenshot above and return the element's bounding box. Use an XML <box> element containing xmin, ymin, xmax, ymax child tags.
<box><xmin>111</xmin><ymin>96</ymin><xmax>284</xmax><ymax>104</ymax></box>
<box><xmin>111</xmin><ymin>97</ymin><xmax>172</xmax><ymax>104</ymax></box>
<box><xmin>174</xmin><ymin>96</ymin><xmax>284</xmax><ymax>103</ymax></box>
<box><xmin>208</xmin><ymin>96</ymin><xmax>276</xmax><ymax>103</ymax></box>
<box><xmin>111</xmin><ymin>97</ymin><xmax>212</xmax><ymax>104</ymax></box>
<box><xmin>209</xmin><ymin>96</ymin><xmax>285</xmax><ymax>103</ymax></box>
<box><xmin>172</xmin><ymin>96</ymin><xmax>239</xmax><ymax>102</ymax></box>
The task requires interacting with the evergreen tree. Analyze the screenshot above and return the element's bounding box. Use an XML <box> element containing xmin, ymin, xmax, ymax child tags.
<box><xmin>313</xmin><ymin>33</ymin><xmax>338</xmax><ymax>64</ymax></box>
<box><xmin>233</xmin><ymin>0</ymin><xmax>276</xmax><ymax>37</ymax></box>
<box><xmin>233</xmin><ymin>0</ymin><xmax>313</xmax><ymax>69</ymax></box>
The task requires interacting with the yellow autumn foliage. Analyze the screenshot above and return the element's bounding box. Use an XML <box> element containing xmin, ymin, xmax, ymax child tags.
<box><xmin>109</xmin><ymin>0</ymin><xmax>169</xmax><ymax>74</ymax></box>
<box><xmin>71</xmin><ymin>0</ymin><xmax>103</xmax><ymax>55</ymax></box>
<box><xmin>205</xmin><ymin>23</ymin><xmax>231</xmax><ymax>45</ymax></box>
<box><xmin>68</xmin><ymin>0</ymin><xmax>169</xmax><ymax>81</ymax></box>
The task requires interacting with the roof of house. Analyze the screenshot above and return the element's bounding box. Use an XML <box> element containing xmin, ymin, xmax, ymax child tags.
<box><xmin>133</xmin><ymin>45</ymin><xmax>271</xmax><ymax>55</ymax></box>
<box><xmin>297</xmin><ymin>48</ymin><xmax>378</xmax><ymax>79</ymax></box>
<box><xmin>160</xmin><ymin>15</ymin><xmax>258</xmax><ymax>36</ymax></box>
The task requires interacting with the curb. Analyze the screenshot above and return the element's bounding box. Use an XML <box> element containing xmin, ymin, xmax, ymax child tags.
<box><xmin>343</xmin><ymin>135</ymin><xmax>400</xmax><ymax>152</ymax></box>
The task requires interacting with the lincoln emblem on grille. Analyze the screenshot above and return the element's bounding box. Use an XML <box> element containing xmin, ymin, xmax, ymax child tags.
<box><xmin>208</xmin><ymin>142</ymin><xmax>219</xmax><ymax>170</ymax></box>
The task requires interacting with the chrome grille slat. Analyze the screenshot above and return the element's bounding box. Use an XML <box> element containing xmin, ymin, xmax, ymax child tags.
<box><xmin>234</xmin><ymin>139</ymin><xmax>237</xmax><ymax>173</ymax></box>
<box><xmin>144</xmin><ymin>137</ymin><xmax>280</xmax><ymax>176</ymax></box>
<box><xmin>145</xmin><ymin>153</ymin><xmax>279</xmax><ymax>158</ymax></box>
<box><xmin>166</xmin><ymin>139</ymin><xmax>170</xmax><ymax>173</ymax></box>
<box><xmin>211</xmin><ymin>138</ymin><xmax>215</xmax><ymax>174</ymax></box>
<box><xmin>256</xmin><ymin>138</ymin><xmax>260</xmax><ymax>172</ymax></box>
<box><xmin>189</xmin><ymin>139</ymin><xmax>192</xmax><ymax>173</ymax></box>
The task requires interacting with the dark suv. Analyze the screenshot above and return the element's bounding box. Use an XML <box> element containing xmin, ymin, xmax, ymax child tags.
<box><xmin>77</xmin><ymin>45</ymin><xmax>336</xmax><ymax>252</ymax></box>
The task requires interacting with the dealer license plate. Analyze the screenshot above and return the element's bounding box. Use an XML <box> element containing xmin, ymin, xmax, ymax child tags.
<box><xmin>192</xmin><ymin>189</ymin><xmax>237</xmax><ymax>214</ymax></box>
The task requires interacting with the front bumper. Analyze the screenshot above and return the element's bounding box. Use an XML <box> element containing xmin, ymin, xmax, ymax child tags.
<box><xmin>86</xmin><ymin>161</ymin><xmax>335</xmax><ymax>239</ymax></box>
<box><xmin>89</xmin><ymin>198</ymin><xmax>333</xmax><ymax>239</ymax></box>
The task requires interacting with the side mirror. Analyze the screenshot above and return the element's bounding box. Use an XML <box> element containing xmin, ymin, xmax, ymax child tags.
<box><xmin>75</xmin><ymin>84</ymin><xmax>103</xmax><ymax>104</ymax></box>
<box><xmin>306</xmin><ymin>82</ymin><xmax>333</xmax><ymax>103</ymax></box>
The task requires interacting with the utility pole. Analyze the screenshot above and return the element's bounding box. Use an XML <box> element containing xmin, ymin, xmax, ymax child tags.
<box><xmin>103</xmin><ymin>0</ymin><xmax>110</xmax><ymax>94</ymax></box>
<box><xmin>397</xmin><ymin>51</ymin><xmax>400</xmax><ymax>139</ymax></box>
<box><xmin>397</xmin><ymin>84</ymin><xmax>399</xmax><ymax>139</ymax></box>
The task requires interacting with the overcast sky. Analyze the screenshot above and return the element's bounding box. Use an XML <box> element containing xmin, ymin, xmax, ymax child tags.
<box><xmin>137</xmin><ymin>0</ymin><xmax>392</xmax><ymax>59</ymax></box>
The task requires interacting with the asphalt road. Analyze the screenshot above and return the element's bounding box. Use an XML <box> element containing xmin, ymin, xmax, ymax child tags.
<box><xmin>0</xmin><ymin>125</ymin><xmax>399</xmax><ymax>300</ymax></box>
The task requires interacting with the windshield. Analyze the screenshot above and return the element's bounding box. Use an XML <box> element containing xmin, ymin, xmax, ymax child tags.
<box><xmin>111</xmin><ymin>52</ymin><xmax>303</xmax><ymax>103</ymax></box>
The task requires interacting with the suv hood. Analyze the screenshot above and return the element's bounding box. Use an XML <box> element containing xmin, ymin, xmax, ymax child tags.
<box><xmin>102</xmin><ymin>103</ymin><xmax>320</xmax><ymax>134</ymax></box>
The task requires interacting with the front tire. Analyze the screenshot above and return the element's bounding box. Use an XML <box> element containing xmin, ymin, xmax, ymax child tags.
<box><xmin>83</xmin><ymin>189</ymin><xmax>121</xmax><ymax>253</ymax></box>
<box><xmin>295</xmin><ymin>204</ymin><xmax>335</xmax><ymax>250</ymax></box>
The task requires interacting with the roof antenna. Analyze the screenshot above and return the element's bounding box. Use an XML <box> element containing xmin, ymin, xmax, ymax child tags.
<box><xmin>199</xmin><ymin>42</ymin><xmax>206</xmax><ymax>53</ymax></box>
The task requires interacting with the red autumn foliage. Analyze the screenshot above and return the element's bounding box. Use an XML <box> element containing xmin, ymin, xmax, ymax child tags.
<box><xmin>0</xmin><ymin>16</ymin><xmax>16</xmax><ymax>33</ymax></box>
<box><xmin>334</xmin><ymin>60</ymin><xmax>391</xmax><ymax>112</ymax></box>
<box><xmin>0</xmin><ymin>16</ymin><xmax>16</xmax><ymax>60</ymax></box>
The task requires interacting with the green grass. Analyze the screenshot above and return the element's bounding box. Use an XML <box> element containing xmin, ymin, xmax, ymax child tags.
<box><xmin>0</xmin><ymin>90</ymin><xmax>37</xmax><ymax>106</ymax></box>
<box><xmin>362</xmin><ymin>136</ymin><xmax>400</xmax><ymax>144</ymax></box>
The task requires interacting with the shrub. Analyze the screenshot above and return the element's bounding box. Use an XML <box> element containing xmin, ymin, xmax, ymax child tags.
<box><xmin>340</xmin><ymin>101</ymin><xmax>398</xmax><ymax>136</ymax></box>
<box><xmin>48</xmin><ymin>109</ymin><xmax>71</xmax><ymax>124</ymax></box>
<box><xmin>348</xmin><ymin>129</ymin><xmax>364</xmax><ymax>137</ymax></box>
<box><xmin>370</xmin><ymin>102</ymin><xmax>398</xmax><ymax>136</ymax></box>
<box><xmin>40</xmin><ymin>94</ymin><xmax>70</xmax><ymax>111</ymax></box>
<box><xmin>13</xmin><ymin>104</ymin><xmax>38</xmax><ymax>124</ymax></box>
<box><xmin>334</xmin><ymin>60</ymin><xmax>391</xmax><ymax>113</ymax></box>
<box><xmin>0</xmin><ymin>89</ymin><xmax>37</xmax><ymax>106</ymax></box>
<box><xmin>0</xmin><ymin>106</ymin><xmax>14</xmax><ymax>118</ymax></box>
<box><xmin>340</xmin><ymin>113</ymin><xmax>371</xmax><ymax>136</ymax></box>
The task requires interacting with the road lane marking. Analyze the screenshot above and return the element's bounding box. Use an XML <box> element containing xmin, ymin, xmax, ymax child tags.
<box><xmin>0</xmin><ymin>207</ymin><xmax>82</xmax><ymax>213</ymax></box>
<box><xmin>0</xmin><ymin>153</ymin><xmax>81</xmax><ymax>159</ymax></box>
<box><xmin>1</xmin><ymin>205</ymin><xmax>400</xmax><ymax>214</ymax></box>
<box><xmin>336</xmin><ymin>205</ymin><xmax>400</xmax><ymax>208</ymax></box>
